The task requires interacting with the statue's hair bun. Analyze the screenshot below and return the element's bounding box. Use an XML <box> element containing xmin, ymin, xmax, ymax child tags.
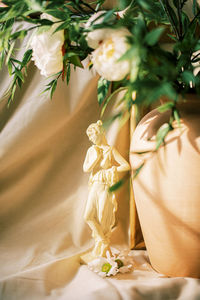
<box><xmin>86</xmin><ymin>120</ymin><xmax>104</xmax><ymax>138</ymax></box>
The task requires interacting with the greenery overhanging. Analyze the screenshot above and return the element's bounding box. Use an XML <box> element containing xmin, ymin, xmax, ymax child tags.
<box><xmin>1</xmin><ymin>0</ymin><xmax>200</xmax><ymax>151</ymax></box>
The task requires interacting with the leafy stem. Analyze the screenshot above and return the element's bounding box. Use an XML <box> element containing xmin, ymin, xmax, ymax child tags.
<box><xmin>22</xmin><ymin>19</ymin><xmax>63</xmax><ymax>32</ymax></box>
<box><xmin>188</xmin><ymin>8</ymin><xmax>200</xmax><ymax>30</ymax></box>
<box><xmin>159</xmin><ymin>0</ymin><xmax>180</xmax><ymax>40</ymax></box>
<box><xmin>43</xmin><ymin>71</ymin><xmax>62</xmax><ymax>99</ymax></box>
<box><xmin>79</xmin><ymin>0</ymin><xmax>96</xmax><ymax>13</ymax></box>
<box><xmin>177</xmin><ymin>0</ymin><xmax>183</xmax><ymax>40</ymax></box>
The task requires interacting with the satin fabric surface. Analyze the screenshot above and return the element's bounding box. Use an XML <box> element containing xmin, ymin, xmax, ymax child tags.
<box><xmin>0</xmin><ymin>46</ymin><xmax>200</xmax><ymax>299</ymax></box>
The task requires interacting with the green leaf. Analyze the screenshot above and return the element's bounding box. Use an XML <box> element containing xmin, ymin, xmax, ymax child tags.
<box><xmin>46</xmin><ymin>79</ymin><xmax>56</xmax><ymax>87</ymax></box>
<box><xmin>118</xmin><ymin>46</ymin><xmax>134</xmax><ymax>62</ymax></box>
<box><xmin>22</xmin><ymin>49</ymin><xmax>33</xmax><ymax>66</ymax></box>
<box><xmin>95</xmin><ymin>0</ymin><xmax>106</xmax><ymax>11</ymax></box>
<box><xmin>0</xmin><ymin>2</ymin><xmax>28</xmax><ymax>22</ymax></box>
<box><xmin>15</xmin><ymin>68</ymin><xmax>24</xmax><ymax>82</ymax></box>
<box><xmin>66</xmin><ymin>64</ymin><xmax>71</xmax><ymax>85</ymax></box>
<box><xmin>109</xmin><ymin>172</ymin><xmax>130</xmax><ymax>192</ymax></box>
<box><xmin>5</xmin><ymin>41</ymin><xmax>15</xmax><ymax>65</ymax></box>
<box><xmin>173</xmin><ymin>108</ymin><xmax>181</xmax><ymax>128</ymax></box>
<box><xmin>4</xmin><ymin>17</ymin><xmax>15</xmax><ymax>29</ymax></box>
<box><xmin>10</xmin><ymin>89</ymin><xmax>16</xmax><ymax>103</ymax></box>
<box><xmin>167</xmin><ymin>33</ymin><xmax>178</xmax><ymax>42</ymax></box>
<box><xmin>97</xmin><ymin>77</ymin><xmax>110</xmax><ymax>105</ymax></box>
<box><xmin>50</xmin><ymin>80</ymin><xmax>57</xmax><ymax>99</ymax></box>
<box><xmin>24</xmin><ymin>65</ymin><xmax>28</xmax><ymax>77</ymax></box>
<box><xmin>37</xmin><ymin>19</ymin><xmax>54</xmax><ymax>26</ymax></box>
<box><xmin>180</xmin><ymin>0</ymin><xmax>188</xmax><ymax>9</ymax></box>
<box><xmin>117</xmin><ymin>0</ymin><xmax>132</xmax><ymax>10</ymax></box>
<box><xmin>142</xmin><ymin>82</ymin><xmax>177</xmax><ymax>105</ymax></box>
<box><xmin>37</xmin><ymin>25</ymin><xmax>52</xmax><ymax>34</ymax></box>
<box><xmin>22</xmin><ymin>16</ymin><xmax>42</xmax><ymax>24</ymax></box>
<box><xmin>0</xmin><ymin>51</ymin><xmax>5</xmax><ymax>69</ymax></box>
<box><xmin>9</xmin><ymin>84</ymin><xmax>16</xmax><ymax>106</ymax></box>
<box><xmin>137</xmin><ymin>0</ymin><xmax>152</xmax><ymax>10</ymax></box>
<box><xmin>103</xmin><ymin>112</ymin><xmax>122</xmax><ymax>129</ymax></box>
<box><xmin>68</xmin><ymin>55</ymin><xmax>83</xmax><ymax>68</ymax></box>
<box><xmin>181</xmin><ymin>11</ymin><xmax>190</xmax><ymax>35</ymax></box>
<box><xmin>166</xmin><ymin>3</ymin><xmax>179</xmax><ymax>28</ymax></box>
<box><xmin>192</xmin><ymin>0</ymin><xmax>197</xmax><ymax>15</ymax></box>
<box><xmin>17</xmin><ymin>76</ymin><xmax>23</xmax><ymax>88</ymax></box>
<box><xmin>54</xmin><ymin>20</ymin><xmax>70</xmax><ymax>33</ymax></box>
<box><xmin>132</xmin><ymin>17</ymin><xmax>146</xmax><ymax>39</ymax></box>
<box><xmin>145</xmin><ymin>27</ymin><xmax>165</xmax><ymax>46</ymax></box>
<box><xmin>156</xmin><ymin>123</ymin><xmax>171</xmax><ymax>150</ymax></box>
<box><xmin>7</xmin><ymin>60</ymin><xmax>12</xmax><ymax>76</ymax></box>
<box><xmin>102</xmin><ymin>9</ymin><xmax>115</xmax><ymax>22</ymax></box>
<box><xmin>101</xmin><ymin>87</ymin><xmax>127</xmax><ymax>117</ymax></box>
<box><xmin>64</xmin><ymin>52</ymin><xmax>78</xmax><ymax>59</ymax></box>
<box><xmin>11</xmin><ymin>58</ymin><xmax>23</xmax><ymax>66</ymax></box>
<box><xmin>158</xmin><ymin>101</ymin><xmax>174</xmax><ymax>113</ymax></box>
<box><xmin>109</xmin><ymin>179</ymin><xmax>124</xmax><ymax>192</ymax></box>
<box><xmin>11</xmin><ymin>30</ymin><xmax>27</xmax><ymax>40</ymax></box>
<box><xmin>40</xmin><ymin>86</ymin><xmax>51</xmax><ymax>95</ymax></box>
<box><xmin>181</xmin><ymin>71</ymin><xmax>196</xmax><ymax>85</ymax></box>
<box><xmin>133</xmin><ymin>163</ymin><xmax>144</xmax><ymax>179</ymax></box>
<box><xmin>160</xmin><ymin>82</ymin><xmax>177</xmax><ymax>101</ymax></box>
<box><xmin>45</xmin><ymin>9</ymin><xmax>69</xmax><ymax>20</ymax></box>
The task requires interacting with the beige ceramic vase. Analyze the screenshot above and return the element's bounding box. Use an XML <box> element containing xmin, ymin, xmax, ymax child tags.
<box><xmin>130</xmin><ymin>95</ymin><xmax>200</xmax><ymax>278</ymax></box>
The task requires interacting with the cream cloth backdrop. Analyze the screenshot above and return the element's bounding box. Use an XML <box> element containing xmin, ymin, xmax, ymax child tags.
<box><xmin>0</xmin><ymin>40</ymin><xmax>200</xmax><ymax>300</ymax></box>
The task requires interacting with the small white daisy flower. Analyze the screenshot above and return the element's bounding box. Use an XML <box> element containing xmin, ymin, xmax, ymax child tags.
<box><xmin>87</xmin><ymin>250</ymin><xmax>134</xmax><ymax>277</ymax></box>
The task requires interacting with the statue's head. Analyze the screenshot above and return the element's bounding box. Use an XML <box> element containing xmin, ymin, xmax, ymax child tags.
<box><xmin>86</xmin><ymin>120</ymin><xmax>105</xmax><ymax>145</ymax></box>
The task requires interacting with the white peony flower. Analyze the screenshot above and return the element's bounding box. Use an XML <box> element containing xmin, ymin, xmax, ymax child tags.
<box><xmin>85</xmin><ymin>11</ymin><xmax>132</xmax><ymax>81</ymax></box>
<box><xmin>30</xmin><ymin>13</ymin><xmax>64</xmax><ymax>77</ymax></box>
<box><xmin>91</xmin><ymin>29</ymin><xmax>131</xmax><ymax>81</ymax></box>
<box><xmin>85</xmin><ymin>11</ymin><xmax>115</xmax><ymax>49</ymax></box>
<box><xmin>87</xmin><ymin>250</ymin><xmax>134</xmax><ymax>277</ymax></box>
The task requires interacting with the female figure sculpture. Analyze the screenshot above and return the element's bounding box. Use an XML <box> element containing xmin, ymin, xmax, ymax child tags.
<box><xmin>83</xmin><ymin>120</ymin><xmax>130</xmax><ymax>259</ymax></box>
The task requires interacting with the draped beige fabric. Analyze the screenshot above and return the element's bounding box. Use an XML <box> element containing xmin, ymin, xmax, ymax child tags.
<box><xmin>0</xmin><ymin>44</ymin><xmax>200</xmax><ymax>299</ymax></box>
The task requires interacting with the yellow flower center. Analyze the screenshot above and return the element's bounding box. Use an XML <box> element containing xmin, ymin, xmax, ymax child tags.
<box><xmin>102</xmin><ymin>263</ymin><xmax>112</xmax><ymax>273</ymax></box>
<box><xmin>104</xmin><ymin>38</ymin><xmax>115</xmax><ymax>59</ymax></box>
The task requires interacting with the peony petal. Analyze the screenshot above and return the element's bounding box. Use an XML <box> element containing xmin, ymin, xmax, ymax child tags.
<box><xmin>30</xmin><ymin>13</ymin><xmax>64</xmax><ymax>77</ymax></box>
<box><xmin>91</xmin><ymin>29</ymin><xmax>131</xmax><ymax>81</ymax></box>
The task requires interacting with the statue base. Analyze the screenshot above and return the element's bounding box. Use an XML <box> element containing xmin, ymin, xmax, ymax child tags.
<box><xmin>80</xmin><ymin>250</ymin><xmax>97</xmax><ymax>264</ymax></box>
<box><xmin>80</xmin><ymin>245</ymin><xmax>113</xmax><ymax>264</ymax></box>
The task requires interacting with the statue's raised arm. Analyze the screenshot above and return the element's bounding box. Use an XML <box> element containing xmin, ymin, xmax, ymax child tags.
<box><xmin>83</xmin><ymin>145</ymin><xmax>102</xmax><ymax>173</ymax></box>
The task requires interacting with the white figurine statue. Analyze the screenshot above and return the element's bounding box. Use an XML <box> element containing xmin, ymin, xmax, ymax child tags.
<box><xmin>83</xmin><ymin>120</ymin><xmax>130</xmax><ymax>259</ymax></box>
